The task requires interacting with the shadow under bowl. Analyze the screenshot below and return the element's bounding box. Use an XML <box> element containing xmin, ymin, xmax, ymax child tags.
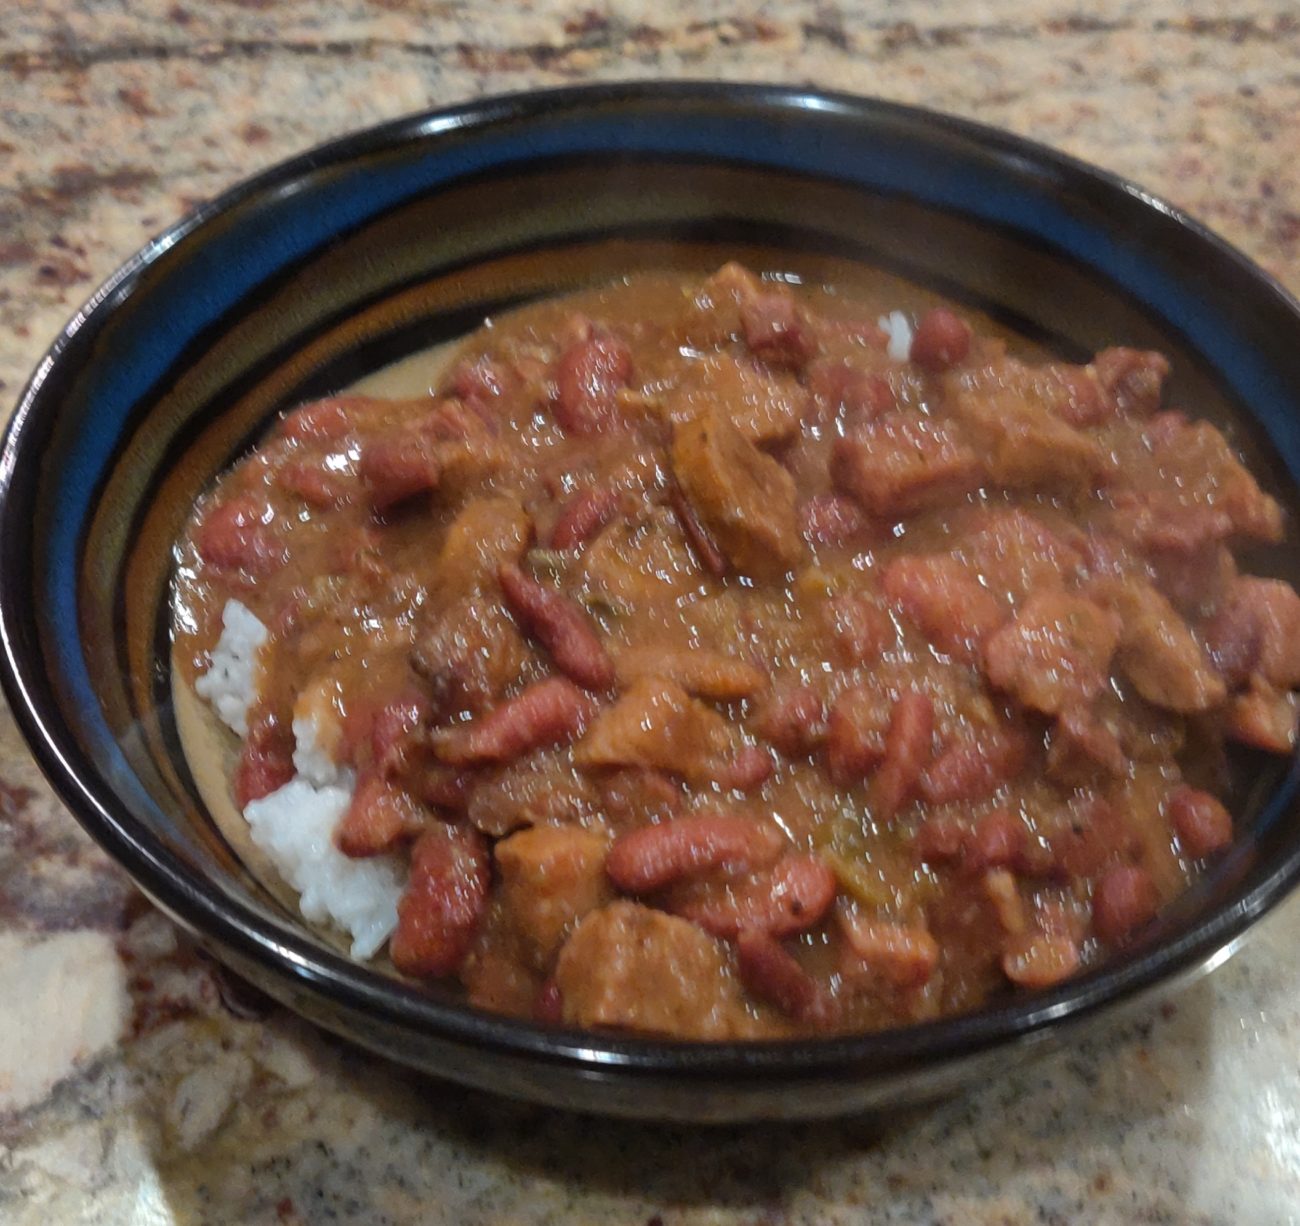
<box><xmin>3</xmin><ymin>82</ymin><xmax>1300</xmax><ymax>1122</ymax></box>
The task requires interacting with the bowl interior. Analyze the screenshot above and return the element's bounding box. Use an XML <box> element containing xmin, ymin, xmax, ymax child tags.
<box><xmin>7</xmin><ymin>85</ymin><xmax>1300</xmax><ymax>1072</ymax></box>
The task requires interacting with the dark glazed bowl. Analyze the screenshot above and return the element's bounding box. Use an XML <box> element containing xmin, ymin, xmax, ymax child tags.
<box><xmin>4</xmin><ymin>82</ymin><xmax>1300</xmax><ymax>1122</ymax></box>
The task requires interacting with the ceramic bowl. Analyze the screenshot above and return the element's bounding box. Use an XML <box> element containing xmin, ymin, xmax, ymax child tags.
<box><xmin>4</xmin><ymin>82</ymin><xmax>1300</xmax><ymax>1122</ymax></box>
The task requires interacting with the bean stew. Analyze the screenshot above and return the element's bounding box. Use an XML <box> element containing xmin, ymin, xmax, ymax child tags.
<box><xmin>172</xmin><ymin>263</ymin><xmax>1299</xmax><ymax>1039</ymax></box>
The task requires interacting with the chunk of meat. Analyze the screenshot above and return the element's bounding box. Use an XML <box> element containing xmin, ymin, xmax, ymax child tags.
<box><xmin>668</xmin><ymin>482</ymin><xmax>727</xmax><ymax>577</ymax></box>
<box><xmin>883</xmin><ymin>554</ymin><xmax>1005</xmax><ymax>663</ymax></box>
<box><xmin>736</xmin><ymin>929</ymin><xmax>837</xmax><ymax>1025</ymax></box>
<box><xmin>581</xmin><ymin>505</ymin><xmax>706</xmax><ymax>607</ymax></box>
<box><xmin>947</xmin><ymin>379</ymin><xmax>1106</xmax><ymax>492</ymax></box>
<box><xmin>1165</xmin><ymin>786</ymin><xmax>1233</xmax><ymax>860</ymax></box>
<box><xmin>1206</xmin><ymin>577</ymin><xmax>1300</xmax><ymax>691</ymax></box>
<box><xmin>389</xmin><ymin>824</ymin><xmax>490</xmax><ymax>978</ymax></box>
<box><xmin>550</xmin><ymin>484</ymin><xmax>620</xmax><ymax>550</ymax></box>
<box><xmin>671</xmin><ymin>855</ymin><xmax>837</xmax><ymax>940</ymax></box>
<box><xmin>1091</xmin><ymin>864</ymin><xmax>1159</xmax><ymax>945</ymax></box>
<box><xmin>806</xmin><ymin>359</ymin><xmax>895</xmax><ymax>421</ymax></box>
<box><xmin>358</xmin><ymin>430</ymin><xmax>440</xmax><ymax>511</ymax></box>
<box><xmin>1046</xmin><ymin>703</ymin><xmax>1125</xmax><ymax>786</ymax></box>
<box><xmin>672</xmin><ymin>410</ymin><xmax>803</xmax><ymax>580</ymax></box>
<box><xmin>825</xmin><ymin>593</ymin><xmax>896</xmax><ymax>667</ymax></box>
<box><xmin>613</xmin><ymin>646</ymin><xmax>765</xmax><ymax>701</ymax></box>
<box><xmin>573</xmin><ymin>676</ymin><xmax>753</xmax><ymax>787</ymax></box>
<box><xmin>498</xmin><ymin>562</ymin><xmax>614</xmax><ymax>692</ymax></box>
<box><xmin>826</xmin><ymin>685</ymin><xmax>892</xmax><ymax>785</ymax></box>
<box><xmin>195</xmin><ymin>496</ymin><xmax>286</xmax><ymax>576</ymax></box>
<box><xmin>496</xmin><ymin>824</ymin><xmax>612</xmax><ymax>967</ymax></box>
<box><xmin>919</xmin><ymin>723</ymin><xmax>1030</xmax><ymax>805</ymax></box>
<box><xmin>552</xmin><ymin>322</ymin><xmax>634</xmax><ymax>435</ymax></box>
<box><xmin>839</xmin><ymin>911</ymin><xmax>940</xmax><ymax>988</ymax></box>
<box><xmin>596</xmin><ymin>767</ymin><xmax>683</xmax><ymax>830</ymax></box>
<box><xmin>464</xmin><ymin>754</ymin><xmax>595</xmax><ymax>838</ymax></box>
<box><xmin>1224</xmin><ymin>678</ymin><xmax>1299</xmax><ymax>754</ymax></box>
<box><xmin>957</xmin><ymin>508</ymin><xmax>1086</xmax><ymax>604</ymax></box>
<box><xmin>1145</xmin><ymin>419</ymin><xmax>1283</xmax><ymax>542</ymax></box>
<box><xmin>435</xmin><ymin>678</ymin><xmax>598</xmax><ymax>765</ymax></box>
<box><xmin>871</xmin><ymin>692</ymin><xmax>934</xmax><ymax>820</ymax></box>
<box><xmin>411</xmin><ymin>596</ymin><xmax>530</xmax><ymax>717</ymax></box>
<box><xmin>756</xmin><ymin>685</ymin><xmax>827</xmax><ymax>758</ymax></box>
<box><xmin>1092</xmin><ymin>579</ymin><xmax>1226</xmax><ymax>713</ymax></box>
<box><xmin>1042</xmin><ymin>793</ymin><xmax>1139</xmax><ymax>879</ymax></box>
<box><xmin>432</xmin><ymin>496</ymin><xmax>531</xmax><ymax>598</ymax></box>
<box><xmin>740</xmin><ymin>286</ymin><xmax>817</xmax><ymax>370</ymax></box>
<box><xmin>800</xmin><ymin>494</ymin><xmax>869</xmax><ymax>547</ymax></box>
<box><xmin>606</xmin><ymin>814</ymin><xmax>787</xmax><ymax>894</ymax></box>
<box><xmin>554</xmin><ymin>902</ymin><xmax>756</xmax><ymax>1039</ymax></box>
<box><xmin>1091</xmin><ymin>347</ymin><xmax>1169</xmax><ymax>416</ymax></box>
<box><xmin>909</xmin><ymin>307</ymin><xmax>971</xmax><ymax>372</ymax></box>
<box><xmin>335</xmin><ymin>771</ymin><xmax>428</xmax><ymax>858</ymax></box>
<box><xmin>663</xmin><ymin>352</ymin><xmax>811</xmax><ymax>444</ymax></box>
<box><xmin>832</xmin><ymin>414</ymin><xmax>984</xmax><ymax>517</ymax></box>
<box><xmin>983</xmin><ymin>592</ymin><xmax>1121</xmax><ymax>715</ymax></box>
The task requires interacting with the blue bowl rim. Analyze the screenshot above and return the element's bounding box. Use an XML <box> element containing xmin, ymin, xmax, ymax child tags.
<box><xmin>3</xmin><ymin>79</ymin><xmax>1300</xmax><ymax>1083</ymax></box>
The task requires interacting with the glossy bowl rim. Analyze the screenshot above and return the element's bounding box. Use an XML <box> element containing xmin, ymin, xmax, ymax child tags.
<box><xmin>3</xmin><ymin>79</ymin><xmax>1300</xmax><ymax>1084</ymax></box>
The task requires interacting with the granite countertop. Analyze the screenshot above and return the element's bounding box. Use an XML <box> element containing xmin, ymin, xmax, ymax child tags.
<box><xmin>3</xmin><ymin>2</ymin><xmax>1300</xmax><ymax>1222</ymax></box>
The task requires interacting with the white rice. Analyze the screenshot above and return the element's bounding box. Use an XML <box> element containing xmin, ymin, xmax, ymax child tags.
<box><xmin>243</xmin><ymin>778</ymin><xmax>404</xmax><ymax>959</ymax></box>
<box><xmin>196</xmin><ymin>598</ymin><xmax>403</xmax><ymax>961</ymax></box>
<box><xmin>293</xmin><ymin>705</ymin><xmax>347</xmax><ymax>788</ymax></box>
<box><xmin>194</xmin><ymin>599</ymin><xmax>266</xmax><ymax>737</ymax></box>
<box><xmin>879</xmin><ymin>310</ymin><xmax>914</xmax><ymax>363</ymax></box>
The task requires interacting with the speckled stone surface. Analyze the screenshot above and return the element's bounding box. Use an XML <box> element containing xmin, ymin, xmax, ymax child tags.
<box><xmin>2</xmin><ymin>2</ymin><xmax>1300</xmax><ymax>1222</ymax></box>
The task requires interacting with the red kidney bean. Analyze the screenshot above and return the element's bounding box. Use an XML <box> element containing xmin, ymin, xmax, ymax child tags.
<box><xmin>448</xmin><ymin>355</ymin><xmax>509</xmax><ymax>404</ymax></box>
<box><xmin>335</xmin><ymin>770</ymin><xmax>427</xmax><ymax>858</ymax></box>
<box><xmin>232</xmin><ymin>713</ymin><xmax>295</xmax><ymax>808</ymax></box>
<box><xmin>911</xmin><ymin>815</ymin><xmax>966</xmax><ymax>864</ymax></box>
<box><xmin>1001</xmin><ymin>932</ymin><xmax>1080</xmax><ymax>989</ymax></box>
<box><xmin>826</xmin><ymin>686</ymin><xmax>890</xmax><ymax>785</ymax></box>
<box><xmin>1091</xmin><ymin>864</ymin><xmax>1159</xmax><ymax>945</ymax></box>
<box><xmin>1165</xmin><ymin>785</ymin><xmax>1233</xmax><ymax>859</ymax></box>
<box><xmin>736</xmin><ymin>928</ymin><xmax>838</xmax><ymax>1024</ymax></box>
<box><xmin>714</xmin><ymin>745</ymin><xmax>775</xmax><ymax>793</ymax></box>
<box><xmin>434</xmin><ymin>678</ymin><xmax>598</xmax><ymax>765</ymax></box>
<box><xmin>277</xmin><ymin>460</ymin><xmax>353</xmax><ymax>509</ymax></box>
<box><xmin>606</xmin><ymin>814</ymin><xmax>787</xmax><ymax>894</ymax></box>
<box><xmin>358</xmin><ymin>431</ymin><xmax>440</xmax><ymax>511</ymax></box>
<box><xmin>550</xmin><ymin>484</ymin><xmax>620</xmax><ymax>550</ymax></box>
<box><xmin>800</xmin><ymin>494</ymin><xmax>868</xmax><ymax>546</ymax></box>
<box><xmin>966</xmin><ymin>810</ymin><xmax>1028</xmax><ymax>872</ymax></box>
<box><xmin>389</xmin><ymin>824</ymin><xmax>490</xmax><ymax>978</ymax></box>
<box><xmin>553</xmin><ymin>324</ymin><xmax>633</xmax><ymax>434</ymax></box>
<box><xmin>675</xmin><ymin>854</ymin><xmax>837</xmax><ymax>940</ymax></box>
<box><xmin>369</xmin><ymin>691</ymin><xmax>433</xmax><ymax>774</ymax></box>
<box><xmin>533</xmin><ymin>978</ymin><xmax>563</xmax><ymax>1025</ymax></box>
<box><xmin>195</xmin><ymin>496</ymin><xmax>286</xmax><ymax>575</ymax></box>
<box><xmin>839</xmin><ymin>911</ymin><xmax>940</xmax><ymax>988</ymax></box>
<box><xmin>918</xmin><ymin>726</ymin><xmax>1029</xmax><ymax>805</ymax></box>
<box><xmin>497</xmin><ymin>562</ymin><xmax>614</xmax><ymax>691</ymax></box>
<box><xmin>871</xmin><ymin>692</ymin><xmax>934</xmax><ymax>821</ymax></box>
<box><xmin>909</xmin><ymin>307</ymin><xmax>972</xmax><ymax>372</ymax></box>
<box><xmin>755</xmin><ymin>686</ymin><xmax>827</xmax><ymax>758</ymax></box>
